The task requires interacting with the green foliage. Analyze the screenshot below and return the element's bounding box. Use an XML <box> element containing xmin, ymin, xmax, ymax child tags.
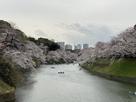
<box><xmin>28</xmin><ymin>37</ymin><xmax>60</xmax><ymax>51</ymax></box>
<box><xmin>58</xmin><ymin>58</ymin><xmax>66</xmax><ymax>64</ymax></box>
<box><xmin>28</xmin><ymin>37</ymin><xmax>37</xmax><ymax>44</ymax></box>
<box><xmin>0</xmin><ymin>78</ymin><xmax>14</xmax><ymax>94</ymax></box>
<box><xmin>46</xmin><ymin>58</ymin><xmax>66</xmax><ymax>64</ymax></box>
<box><xmin>14</xmin><ymin>29</ymin><xmax>27</xmax><ymax>41</ymax></box>
<box><xmin>46</xmin><ymin>59</ymin><xmax>57</xmax><ymax>64</ymax></box>
<box><xmin>37</xmin><ymin>38</ymin><xmax>60</xmax><ymax>51</ymax></box>
<box><xmin>48</xmin><ymin>43</ymin><xmax>60</xmax><ymax>51</ymax></box>
<box><xmin>0</xmin><ymin>20</ymin><xmax>12</xmax><ymax>28</ymax></box>
<box><xmin>82</xmin><ymin>58</ymin><xmax>136</xmax><ymax>77</ymax></box>
<box><xmin>37</xmin><ymin>38</ymin><xmax>51</xmax><ymax>46</ymax></box>
<box><xmin>33</xmin><ymin>58</ymin><xmax>42</xmax><ymax>67</ymax></box>
<box><xmin>0</xmin><ymin>58</ymin><xmax>22</xmax><ymax>87</ymax></box>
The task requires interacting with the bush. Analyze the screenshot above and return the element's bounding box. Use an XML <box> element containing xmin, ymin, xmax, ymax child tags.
<box><xmin>49</xmin><ymin>43</ymin><xmax>60</xmax><ymax>51</ymax></box>
<box><xmin>0</xmin><ymin>58</ymin><xmax>22</xmax><ymax>87</ymax></box>
<box><xmin>0</xmin><ymin>20</ymin><xmax>12</xmax><ymax>28</ymax></box>
<box><xmin>28</xmin><ymin>37</ymin><xmax>60</xmax><ymax>51</ymax></box>
<box><xmin>28</xmin><ymin>37</ymin><xmax>37</xmax><ymax>44</ymax></box>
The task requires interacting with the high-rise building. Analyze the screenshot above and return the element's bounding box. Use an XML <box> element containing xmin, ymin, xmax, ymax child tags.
<box><xmin>77</xmin><ymin>44</ymin><xmax>81</xmax><ymax>49</ymax></box>
<box><xmin>83</xmin><ymin>44</ymin><xmax>89</xmax><ymax>49</ymax></box>
<box><xmin>74</xmin><ymin>45</ymin><xmax>78</xmax><ymax>50</ymax></box>
<box><xmin>57</xmin><ymin>42</ymin><xmax>65</xmax><ymax>49</ymax></box>
<box><xmin>74</xmin><ymin>44</ymin><xmax>81</xmax><ymax>50</ymax></box>
<box><xmin>65</xmin><ymin>44</ymin><xmax>72</xmax><ymax>50</ymax></box>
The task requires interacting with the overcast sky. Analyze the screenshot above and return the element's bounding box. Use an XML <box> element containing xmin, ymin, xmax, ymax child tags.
<box><xmin>1</xmin><ymin>0</ymin><xmax>136</xmax><ymax>47</ymax></box>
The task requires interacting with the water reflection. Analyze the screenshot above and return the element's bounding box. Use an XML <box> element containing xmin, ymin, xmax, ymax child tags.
<box><xmin>15</xmin><ymin>74</ymin><xmax>37</xmax><ymax>102</ymax></box>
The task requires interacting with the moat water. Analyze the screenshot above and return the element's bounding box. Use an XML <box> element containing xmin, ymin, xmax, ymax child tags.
<box><xmin>15</xmin><ymin>64</ymin><xmax>136</xmax><ymax>102</ymax></box>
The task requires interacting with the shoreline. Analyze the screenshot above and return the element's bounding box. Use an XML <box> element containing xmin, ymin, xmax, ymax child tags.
<box><xmin>0</xmin><ymin>90</ymin><xmax>15</xmax><ymax>102</ymax></box>
<box><xmin>81</xmin><ymin>65</ymin><xmax>136</xmax><ymax>85</ymax></box>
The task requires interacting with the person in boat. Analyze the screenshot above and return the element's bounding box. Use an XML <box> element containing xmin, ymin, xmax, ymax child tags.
<box><xmin>51</xmin><ymin>67</ymin><xmax>55</xmax><ymax>68</ymax></box>
<box><xmin>58</xmin><ymin>71</ymin><xmax>64</xmax><ymax>74</ymax></box>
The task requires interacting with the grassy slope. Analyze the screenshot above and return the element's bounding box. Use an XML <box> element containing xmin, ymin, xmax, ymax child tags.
<box><xmin>82</xmin><ymin>58</ymin><xmax>136</xmax><ymax>77</ymax></box>
<box><xmin>0</xmin><ymin>79</ymin><xmax>14</xmax><ymax>94</ymax></box>
<box><xmin>0</xmin><ymin>58</ymin><xmax>24</xmax><ymax>94</ymax></box>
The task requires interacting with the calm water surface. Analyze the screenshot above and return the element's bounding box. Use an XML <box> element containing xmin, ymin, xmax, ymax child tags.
<box><xmin>15</xmin><ymin>64</ymin><xmax>136</xmax><ymax>102</ymax></box>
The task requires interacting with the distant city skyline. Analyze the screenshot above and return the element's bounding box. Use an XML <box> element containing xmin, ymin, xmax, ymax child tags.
<box><xmin>57</xmin><ymin>41</ymin><xmax>89</xmax><ymax>50</ymax></box>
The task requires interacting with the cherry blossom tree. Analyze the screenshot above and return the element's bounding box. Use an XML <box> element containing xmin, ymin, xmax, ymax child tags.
<box><xmin>81</xmin><ymin>25</ymin><xmax>136</xmax><ymax>63</ymax></box>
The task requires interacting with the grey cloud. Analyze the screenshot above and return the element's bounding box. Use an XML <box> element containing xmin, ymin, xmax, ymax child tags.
<box><xmin>62</xmin><ymin>31</ymin><xmax>98</xmax><ymax>46</ymax></box>
<box><xmin>57</xmin><ymin>23</ymin><xmax>120</xmax><ymax>45</ymax></box>
<box><xmin>1</xmin><ymin>0</ymin><xmax>134</xmax><ymax>46</ymax></box>
<box><xmin>34</xmin><ymin>29</ymin><xmax>60</xmax><ymax>42</ymax></box>
<box><xmin>35</xmin><ymin>30</ymin><xmax>47</xmax><ymax>37</ymax></box>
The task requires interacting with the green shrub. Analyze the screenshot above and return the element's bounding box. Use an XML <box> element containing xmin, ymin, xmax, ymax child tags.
<box><xmin>0</xmin><ymin>20</ymin><xmax>12</xmax><ymax>28</ymax></box>
<box><xmin>0</xmin><ymin>58</ymin><xmax>23</xmax><ymax>87</ymax></box>
<box><xmin>33</xmin><ymin>59</ymin><xmax>42</xmax><ymax>67</ymax></box>
<box><xmin>46</xmin><ymin>59</ymin><xmax>57</xmax><ymax>64</ymax></box>
<box><xmin>28</xmin><ymin>37</ymin><xmax>37</xmax><ymax>44</ymax></box>
<box><xmin>28</xmin><ymin>37</ymin><xmax>60</xmax><ymax>51</ymax></box>
<box><xmin>0</xmin><ymin>78</ymin><xmax>14</xmax><ymax>94</ymax></box>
